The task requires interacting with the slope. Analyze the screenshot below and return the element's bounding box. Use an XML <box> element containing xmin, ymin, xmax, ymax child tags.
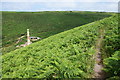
<box><xmin>2</xmin><ymin>11</ymin><xmax>112</xmax><ymax>53</ymax></box>
<box><xmin>2</xmin><ymin>14</ymin><xmax>119</xmax><ymax>78</ymax></box>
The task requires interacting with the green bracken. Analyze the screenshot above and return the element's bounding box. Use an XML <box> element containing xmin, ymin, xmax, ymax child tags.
<box><xmin>2</xmin><ymin>14</ymin><xmax>119</xmax><ymax>78</ymax></box>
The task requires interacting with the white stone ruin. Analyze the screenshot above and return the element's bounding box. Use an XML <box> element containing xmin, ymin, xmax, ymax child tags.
<box><xmin>16</xmin><ymin>29</ymin><xmax>42</xmax><ymax>47</ymax></box>
<box><xmin>27</xmin><ymin>29</ymin><xmax>32</xmax><ymax>45</ymax></box>
<box><xmin>16</xmin><ymin>29</ymin><xmax>32</xmax><ymax>47</ymax></box>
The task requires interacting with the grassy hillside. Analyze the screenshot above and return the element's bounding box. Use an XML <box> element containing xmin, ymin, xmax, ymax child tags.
<box><xmin>2</xmin><ymin>11</ymin><xmax>112</xmax><ymax>53</ymax></box>
<box><xmin>2</xmin><ymin>14</ymin><xmax>119</xmax><ymax>78</ymax></box>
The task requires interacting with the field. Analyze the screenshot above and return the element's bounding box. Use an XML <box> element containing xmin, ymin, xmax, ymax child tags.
<box><xmin>2</xmin><ymin>11</ymin><xmax>112</xmax><ymax>53</ymax></box>
<box><xmin>2</xmin><ymin>13</ymin><xmax>120</xmax><ymax>79</ymax></box>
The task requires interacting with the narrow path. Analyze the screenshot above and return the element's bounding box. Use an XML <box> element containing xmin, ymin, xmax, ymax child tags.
<box><xmin>16</xmin><ymin>36</ymin><xmax>25</xmax><ymax>44</ymax></box>
<box><xmin>93</xmin><ymin>29</ymin><xmax>106</xmax><ymax>79</ymax></box>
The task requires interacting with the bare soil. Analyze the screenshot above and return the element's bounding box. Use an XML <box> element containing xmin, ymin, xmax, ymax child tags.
<box><xmin>93</xmin><ymin>29</ymin><xmax>106</xmax><ymax>79</ymax></box>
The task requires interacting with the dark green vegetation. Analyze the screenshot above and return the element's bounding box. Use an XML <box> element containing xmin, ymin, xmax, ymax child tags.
<box><xmin>2</xmin><ymin>11</ymin><xmax>112</xmax><ymax>53</ymax></box>
<box><xmin>2</xmin><ymin>13</ymin><xmax>119</xmax><ymax>78</ymax></box>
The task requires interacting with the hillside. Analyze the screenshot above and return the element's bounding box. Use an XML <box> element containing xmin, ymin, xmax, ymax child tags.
<box><xmin>2</xmin><ymin>11</ymin><xmax>112</xmax><ymax>53</ymax></box>
<box><xmin>2</xmin><ymin>14</ymin><xmax>119</xmax><ymax>79</ymax></box>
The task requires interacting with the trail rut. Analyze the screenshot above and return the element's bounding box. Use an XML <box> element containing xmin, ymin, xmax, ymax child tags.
<box><xmin>93</xmin><ymin>29</ymin><xmax>106</xmax><ymax>79</ymax></box>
